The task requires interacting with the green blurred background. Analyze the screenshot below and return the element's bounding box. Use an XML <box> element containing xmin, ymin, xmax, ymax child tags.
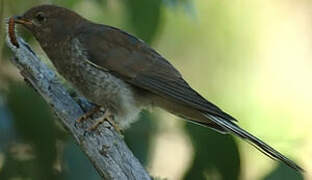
<box><xmin>0</xmin><ymin>0</ymin><xmax>310</xmax><ymax>179</ymax></box>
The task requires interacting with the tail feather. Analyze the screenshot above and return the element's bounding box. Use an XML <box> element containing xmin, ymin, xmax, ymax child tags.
<box><xmin>204</xmin><ymin>113</ymin><xmax>304</xmax><ymax>172</ymax></box>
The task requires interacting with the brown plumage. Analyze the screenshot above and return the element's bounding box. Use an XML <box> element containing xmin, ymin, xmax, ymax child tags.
<box><xmin>13</xmin><ymin>5</ymin><xmax>303</xmax><ymax>172</ymax></box>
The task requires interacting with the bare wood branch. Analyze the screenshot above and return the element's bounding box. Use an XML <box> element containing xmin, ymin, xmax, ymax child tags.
<box><xmin>5</xmin><ymin>31</ymin><xmax>151</xmax><ymax>180</ymax></box>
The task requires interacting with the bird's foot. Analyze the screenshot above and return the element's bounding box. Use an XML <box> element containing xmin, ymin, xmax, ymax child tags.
<box><xmin>88</xmin><ymin>109</ymin><xmax>121</xmax><ymax>134</ymax></box>
<box><xmin>77</xmin><ymin>105</ymin><xmax>101</xmax><ymax>123</ymax></box>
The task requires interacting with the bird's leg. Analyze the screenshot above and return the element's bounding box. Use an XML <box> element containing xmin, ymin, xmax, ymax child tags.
<box><xmin>77</xmin><ymin>105</ymin><xmax>101</xmax><ymax>123</ymax></box>
<box><xmin>88</xmin><ymin>109</ymin><xmax>121</xmax><ymax>133</ymax></box>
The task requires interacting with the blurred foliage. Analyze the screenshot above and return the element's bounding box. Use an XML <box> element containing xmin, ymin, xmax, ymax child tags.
<box><xmin>0</xmin><ymin>0</ymin><xmax>305</xmax><ymax>180</ymax></box>
<box><xmin>62</xmin><ymin>141</ymin><xmax>101</xmax><ymax>180</ymax></box>
<box><xmin>263</xmin><ymin>163</ymin><xmax>304</xmax><ymax>180</ymax></box>
<box><xmin>124</xmin><ymin>111</ymin><xmax>157</xmax><ymax>166</ymax></box>
<box><xmin>125</xmin><ymin>0</ymin><xmax>162</xmax><ymax>43</ymax></box>
<box><xmin>1</xmin><ymin>82</ymin><xmax>59</xmax><ymax>180</ymax></box>
<box><xmin>184</xmin><ymin>123</ymin><xmax>240</xmax><ymax>180</ymax></box>
<box><xmin>0</xmin><ymin>96</ymin><xmax>15</xmax><ymax>151</ymax></box>
<box><xmin>54</xmin><ymin>0</ymin><xmax>84</xmax><ymax>8</ymax></box>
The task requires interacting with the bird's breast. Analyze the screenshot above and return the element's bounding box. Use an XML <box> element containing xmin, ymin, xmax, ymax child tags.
<box><xmin>45</xmin><ymin>38</ymin><xmax>148</xmax><ymax>128</ymax></box>
<box><xmin>59</xmin><ymin>39</ymin><xmax>133</xmax><ymax>106</ymax></box>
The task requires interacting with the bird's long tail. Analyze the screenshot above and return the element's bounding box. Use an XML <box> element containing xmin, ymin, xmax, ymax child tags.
<box><xmin>203</xmin><ymin>113</ymin><xmax>303</xmax><ymax>172</ymax></box>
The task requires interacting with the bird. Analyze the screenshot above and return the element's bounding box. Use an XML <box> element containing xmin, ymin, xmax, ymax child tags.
<box><xmin>13</xmin><ymin>4</ymin><xmax>302</xmax><ymax>171</ymax></box>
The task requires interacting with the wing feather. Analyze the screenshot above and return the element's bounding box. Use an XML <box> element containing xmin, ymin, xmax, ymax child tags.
<box><xmin>77</xmin><ymin>23</ymin><xmax>236</xmax><ymax>122</ymax></box>
<box><xmin>75</xmin><ymin>23</ymin><xmax>304</xmax><ymax>172</ymax></box>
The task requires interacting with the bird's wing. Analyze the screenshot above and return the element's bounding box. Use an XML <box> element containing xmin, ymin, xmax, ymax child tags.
<box><xmin>77</xmin><ymin>24</ymin><xmax>235</xmax><ymax>122</ymax></box>
<box><xmin>76</xmin><ymin>24</ymin><xmax>304</xmax><ymax>172</ymax></box>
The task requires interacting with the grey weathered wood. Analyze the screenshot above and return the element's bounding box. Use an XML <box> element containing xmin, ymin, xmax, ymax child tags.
<box><xmin>6</xmin><ymin>30</ymin><xmax>151</xmax><ymax>180</ymax></box>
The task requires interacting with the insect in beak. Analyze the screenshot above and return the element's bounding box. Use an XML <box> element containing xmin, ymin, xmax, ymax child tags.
<box><xmin>8</xmin><ymin>16</ymin><xmax>19</xmax><ymax>47</ymax></box>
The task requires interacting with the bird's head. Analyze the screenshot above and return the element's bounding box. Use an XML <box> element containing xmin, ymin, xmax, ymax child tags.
<box><xmin>14</xmin><ymin>5</ymin><xmax>85</xmax><ymax>43</ymax></box>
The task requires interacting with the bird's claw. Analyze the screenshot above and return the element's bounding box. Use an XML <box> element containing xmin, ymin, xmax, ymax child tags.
<box><xmin>76</xmin><ymin>105</ymin><xmax>101</xmax><ymax>124</ymax></box>
<box><xmin>88</xmin><ymin>110</ymin><xmax>122</xmax><ymax>134</ymax></box>
<box><xmin>76</xmin><ymin>106</ymin><xmax>122</xmax><ymax>134</ymax></box>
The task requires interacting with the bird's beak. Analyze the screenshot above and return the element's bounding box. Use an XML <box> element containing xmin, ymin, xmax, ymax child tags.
<box><xmin>13</xmin><ymin>16</ymin><xmax>32</xmax><ymax>25</ymax></box>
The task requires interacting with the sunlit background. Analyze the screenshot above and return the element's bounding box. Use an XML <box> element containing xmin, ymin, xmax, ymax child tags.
<box><xmin>0</xmin><ymin>0</ymin><xmax>310</xmax><ymax>179</ymax></box>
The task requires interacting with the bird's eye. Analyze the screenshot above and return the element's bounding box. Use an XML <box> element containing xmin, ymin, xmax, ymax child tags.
<box><xmin>35</xmin><ymin>12</ymin><xmax>46</xmax><ymax>23</ymax></box>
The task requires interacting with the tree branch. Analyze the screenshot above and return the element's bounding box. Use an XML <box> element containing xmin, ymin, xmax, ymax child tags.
<box><xmin>5</xmin><ymin>30</ymin><xmax>151</xmax><ymax>180</ymax></box>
